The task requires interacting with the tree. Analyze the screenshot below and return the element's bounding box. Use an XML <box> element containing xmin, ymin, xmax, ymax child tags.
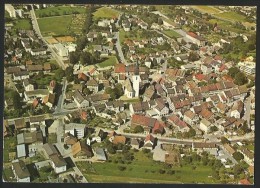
<box><xmin>212</xmin><ymin>170</ymin><xmax>220</xmax><ymax>180</ymax></box>
<box><xmin>188</xmin><ymin>128</ymin><xmax>196</xmax><ymax>137</ymax></box>
<box><xmin>233</xmin><ymin>152</ymin><xmax>244</xmax><ymax>161</ymax></box>
<box><xmin>107</xmin><ymin>144</ymin><xmax>116</xmax><ymax>154</ymax></box>
<box><xmin>227</xmin><ymin>67</ymin><xmax>240</xmax><ymax>78</ymax></box>
<box><xmin>83</xmin><ymin>87</ymin><xmax>92</xmax><ymax>95</ymax></box>
<box><xmin>12</xmin><ymin>92</ymin><xmax>22</xmax><ymax>109</ymax></box>
<box><xmin>65</xmin><ymin>66</ymin><xmax>74</xmax><ymax>82</ymax></box>
<box><xmin>188</xmin><ymin>51</ymin><xmax>200</xmax><ymax>62</ymax></box>
<box><xmin>234</xmin><ymin>72</ymin><xmax>248</xmax><ymax>86</ymax></box>
<box><xmin>76</xmin><ymin>36</ymin><xmax>88</xmax><ymax>51</ymax></box>
<box><xmin>220</xmin><ymin>136</ymin><xmax>230</xmax><ymax>144</ymax></box>
<box><xmin>54</xmin><ymin>68</ymin><xmax>65</xmax><ymax>80</ymax></box>
<box><xmin>134</xmin><ymin>125</ymin><xmax>144</xmax><ymax>133</ymax></box>
<box><xmin>118</xmin><ymin>165</ymin><xmax>126</xmax><ymax>171</ymax></box>
<box><xmin>210</xmin><ymin>126</ymin><xmax>218</xmax><ymax>133</ymax></box>
<box><xmin>158</xmin><ymin>18</ymin><xmax>163</xmax><ymax>25</ymax></box>
<box><xmin>80</xmin><ymin>52</ymin><xmax>91</xmax><ymax>65</ymax></box>
<box><xmin>69</xmin><ymin>51</ymin><xmax>80</xmax><ymax>64</ymax></box>
<box><xmin>241</xmin><ymin>122</ymin><xmax>250</xmax><ymax>134</ymax></box>
<box><xmin>233</xmin><ymin>164</ymin><xmax>244</xmax><ymax>177</ymax></box>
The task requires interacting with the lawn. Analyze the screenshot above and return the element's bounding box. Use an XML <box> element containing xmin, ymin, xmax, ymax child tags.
<box><xmin>3</xmin><ymin>167</ymin><xmax>15</xmax><ymax>182</ymax></box>
<box><xmin>191</xmin><ymin>6</ymin><xmax>222</xmax><ymax>14</ymax></box>
<box><xmin>93</xmin><ymin>7</ymin><xmax>120</xmax><ymax>20</ymax></box>
<box><xmin>4</xmin><ymin>136</ymin><xmax>17</xmax><ymax>162</ymax></box>
<box><xmin>162</xmin><ymin>30</ymin><xmax>182</xmax><ymax>39</ymax></box>
<box><xmin>77</xmin><ymin>150</ymin><xmax>219</xmax><ymax>183</ymax></box>
<box><xmin>216</xmin><ymin>11</ymin><xmax>247</xmax><ymax>23</ymax></box>
<box><xmin>13</xmin><ymin>19</ymin><xmax>32</xmax><ymax>30</ymax></box>
<box><xmin>35</xmin><ymin>6</ymin><xmax>87</xmax><ymax>18</ymax></box>
<box><xmin>97</xmin><ymin>56</ymin><xmax>118</xmax><ymax>68</ymax></box>
<box><xmin>37</xmin><ymin>15</ymin><xmax>72</xmax><ymax>36</ymax></box>
<box><xmin>208</xmin><ymin>19</ymin><xmax>246</xmax><ymax>34</ymax></box>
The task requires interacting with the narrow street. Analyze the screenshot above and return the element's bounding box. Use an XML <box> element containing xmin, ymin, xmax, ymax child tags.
<box><xmin>115</xmin><ymin>31</ymin><xmax>127</xmax><ymax>64</ymax></box>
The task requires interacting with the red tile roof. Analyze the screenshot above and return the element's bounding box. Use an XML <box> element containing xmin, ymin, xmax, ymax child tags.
<box><xmin>239</xmin><ymin>179</ymin><xmax>251</xmax><ymax>185</ymax></box>
<box><xmin>114</xmin><ymin>63</ymin><xmax>126</xmax><ymax>73</ymax></box>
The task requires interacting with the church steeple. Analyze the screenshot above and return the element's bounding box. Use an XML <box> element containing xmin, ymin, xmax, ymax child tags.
<box><xmin>134</xmin><ymin>61</ymin><xmax>139</xmax><ymax>75</ymax></box>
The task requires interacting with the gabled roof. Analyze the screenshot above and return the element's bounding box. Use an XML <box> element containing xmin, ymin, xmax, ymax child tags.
<box><xmin>12</xmin><ymin>160</ymin><xmax>30</xmax><ymax>179</ymax></box>
<box><xmin>49</xmin><ymin>154</ymin><xmax>67</xmax><ymax>167</ymax></box>
<box><xmin>131</xmin><ymin>114</ymin><xmax>156</xmax><ymax>128</ymax></box>
<box><xmin>114</xmin><ymin>63</ymin><xmax>126</xmax><ymax>73</ymax></box>
<box><xmin>113</xmin><ymin>135</ymin><xmax>126</xmax><ymax>144</ymax></box>
<box><xmin>145</xmin><ymin>134</ymin><xmax>155</xmax><ymax>143</ymax></box>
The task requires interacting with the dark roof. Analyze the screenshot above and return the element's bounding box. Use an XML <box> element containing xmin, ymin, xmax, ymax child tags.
<box><xmin>43</xmin><ymin>143</ymin><xmax>59</xmax><ymax>156</ymax></box>
<box><xmin>12</xmin><ymin>160</ymin><xmax>30</xmax><ymax>179</ymax></box>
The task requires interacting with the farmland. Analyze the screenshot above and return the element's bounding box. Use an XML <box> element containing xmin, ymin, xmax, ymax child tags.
<box><xmin>37</xmin><ymin>15</ymin><xmax>73</xmax><ymax>36</ymax></box>
<box><xmin>76</xmin><ymin>150</ymin><xmax>221</xmax><ymax>184</ymax></box>
<box><xmin>35</xmin><ymin>5</ymin><xmax>87</xmax><ymax>18</ymax></box>
<box><xmin>93</xmin><ymin>7</ymin><xmax>120</xmax><ymax>20</ymax></box>
<box><xmin>162</xmin><ymin>30</ymin><xmax>182</xmax><ymax>39</ymax></box>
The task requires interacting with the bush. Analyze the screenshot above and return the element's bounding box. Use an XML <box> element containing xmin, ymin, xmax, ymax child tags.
<box><xmin>118</xmin><ymin>165</ymin><xmax>126</xmax><ymax>171</ymax></box>
<box><xmin>142</xmin><ymin>148</ymin><xmax>151</xmax><ymax>154</ymax></box>
<box><xmin>159</xmin><ymin>169</ymin><xmax>166</xmax><ymax>174</ymax></box>
<box><xmin>167</xmin><ymin>170</ymin><xmax>175</xmax><ymax>175</ymax></box>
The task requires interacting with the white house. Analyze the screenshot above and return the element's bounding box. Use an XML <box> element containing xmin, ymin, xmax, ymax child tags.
<box><xmin>49</xmin><ymin>154</ymin><xmax>67</xmax><ymax>174</ymax></box>
<box><xmin>54</xmin><ymin>43</ymin><xmax>69</xmax><ymax>57</ymax></box>
<box><xmin>23</xmin><ymin>79</ymin><xmax>34</xmax><ymax>91</ymax></box>
<box><xmin>230</xmin><ymin>100</ymin><xmax>244</xmax><ymax>119</ymax></box>
<box><xmin>65</xmin><ymin>123</ymin><xmax>86</xmax><ymax>139</ymax></box>
<box><xmin>199</xmin><ymin>118</ymin><xmax>212</xmax><ymax>133</ymax></box>
<box><xmin>5</xmin><ymin>4</ymin><xmax>16</xmax><ymax>18</ymax></box>
<box><xmin>73</xmin><ymin>90</ymin><xmax>89</xmax><ymax>108</ymax></box>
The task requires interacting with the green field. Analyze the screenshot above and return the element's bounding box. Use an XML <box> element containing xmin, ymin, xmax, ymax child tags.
<box><xmin>93</xmin><ymin>7</ymin><xmax>120</xmax><ymax>20</ymax></box>
<box><xmin>35</xmin><ymin>6</ymin><xmax>87</xmax><ymax>18</ymax></box>
<box><xmin>77</xmin><ymin>151</ymin><xmax>219</xmax><ymax>183</ymax></box>
<box><xmin>38</xmin><ymin>15</ymin><xmax>72</xmax><ymax>36</ymax></box>
<box><xmin>97</xmin><ymin>56</ymin><xmax>118</xmax><ymax>68</ymax></box>
<box><xmin>216</xmin><ymin>11</ymin><xmax>247</xmax><ymax>23</ymax></box>
<box><xmin>162</xmin><ymin>30</ymin><xmax>182</xmax><ymax>39</ymax></box>
<box><xmin>4</xmin><ymin>136</ymin><xmax>17</xmax><ymax>162</ymax></box>
<box><xmin>208</xmin><ymin>19</ymin><xmax>246</xmax><ymax>34</ymax></box>
<box><xmin>192</xmin><ymin>6</ymin><xmax>221</xmax><ymax>14</ymax></box>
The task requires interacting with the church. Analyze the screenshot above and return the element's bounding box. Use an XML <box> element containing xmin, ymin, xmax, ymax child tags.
<box><xmin>123</xmin><ymin>63</ymin><xmax>141</xmax><ymax>98</ymax></box>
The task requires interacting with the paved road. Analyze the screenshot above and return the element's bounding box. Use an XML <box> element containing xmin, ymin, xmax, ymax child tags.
<box><xmin>115</xmin><ymin>31</ymin><xmax>127</xmax><ymax>64</ymax></box>
<box><xmin>243</xmin><ymin>93</ymin><xmax>252</xmax><ymax>127</ymax></box>
<box><xmin>55</xmin><ymin>78</ymin><xmax>68</xmax><ymax>113</ymax></box>
<box><xmin>30</xmin><ymin>5</ymin><xmax>66</xmax><ymax>70</ymax></box>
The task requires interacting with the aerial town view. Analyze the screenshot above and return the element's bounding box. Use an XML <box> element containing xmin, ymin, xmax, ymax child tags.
<box><xmin>3</xmin><ymin>4</ymin><xmax>256</xmax><ymax>184</ymax></box>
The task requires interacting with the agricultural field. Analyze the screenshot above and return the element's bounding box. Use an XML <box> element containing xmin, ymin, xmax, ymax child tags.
<box><xmin>97</xmin><ymin>56</ymin><xmax>118</xmax><ymax>68</ymax></box>
<box><xmin>191</xmin><ymin>6</ymin><xmax>222</xmax><ymax>14</ymax></box>
<box><xmin>216</xmin><ymin>11</ymin><xmax>247</xmax><ymax>23</ymax></box>
<box><xmin>37</xmin><ymin>15</ymin><xmax>73</xmax><ymax>36</ymax></box>
<box><xmin>162</xmin><ymin>30</ymin><xmax>182</xmax><ymax>39</ymax></box>
<box><xmin>76</xmin><ymin>150</ymin><xmax>221</xmax><ymax>183</ymax></box>
<box><xmin>93</xmin><ymin>7</ymin><xmax>120</xmax><ymax>20</ymax></box>
<box><xmin>35</xmin><ymin>5</ymin><xmax>87</xmax><ymax>18</ymax></box>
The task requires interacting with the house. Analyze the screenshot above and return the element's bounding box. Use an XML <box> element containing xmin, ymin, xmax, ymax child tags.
<box><xmin>17</xmin><ymin>131</ymin><xmax>44</xmax><ymax>146</ymax></box>
<box><xmin>143</xmin><ymin>86</ymin><xmax>156</xmax><ymax>101</ymax></box>
<box><xmin>216</xmin><ymin>102</ymin><xmax>227</xmax><ymax>114</ymax></box>
<box><xmin>240</xmin><ymin>149</ymin><xmax>254</xmax><ymax>165</ymax></box>
<box><xmin>73</xmin><ymin>90</ymin><xmax>89</xmax><ymax>108</ymax></box>
<box><xmin>23</xmin><ymin>79</ymin><xmax>34</xmax><ymax>91</ymax></box>
<box><xmin>223</xmin><ymin>144</ymin><xmax>235</xmax><ymax>155</ymax></box>
<box><xmin>143</xmin><ymin>134</ymin><xmax>155</xmax><ymax>150</ymax></box>
<box><xmin>86</xmin><ymin>79</ymin><xmax>99</xmax><ymax>93</ymax></box>
<box><xmin>54</xmin><ymin>43</ymin><xmax>69</xmax><ymax>57</ymax></box>
<box><xmin>78</xmin><ymin>72</ymin><xmax>88</xmax><ymax>82</ymax></box>
<box><xmin>199</xmin><ymin>118</ymin><xmax>212</xmax><ymax>133</ymax></box>
<box><xmin>16</xmin><ymin>144</ymin><xmax>26</xmax><ymax>158</ymax></box>
<box><xmin>64</xmin><ymin>133</ymin><xmax>77</xmax><ymax>146</ymax></box>
<box><xmin>95</xmin><ymin>148</ymin><xmax>107</xmax><ymax>161</ymax></box>
<box><xmin>152</xmin><ymin>121</ymin><xmax>165</xmax><ymax>135</ymax></box>
<box><xmin>192</xmin><ymin>143</ymin><xmax>218</xmax><ymax>152</ymax></box>
<box><xmin>154</xmin><ymin>98</ymin><xmax>169</xmax><ymax>116</ymax></box>
<box><xmin>186</xmin><ymin>31</ymin><xmax>206</xmax><ymax>46</ymax></box>
<box><xmin>64</xmin><ymin>123</ymin><xmax>86</xmax><ymax>139</ymax></box>
<box><xmin>72</xmin><ymin>141</ymin><xmax>93</xmax><ymax>158</ymax></box>
<box><xmin>30</xmin><ymin>48</ymin><xmax>46</xmax><ymax>56</ymax></box>
<box><xmin>49</xmin><ymin>154</ymin><xmax>67</xmax><ymax>173</ymax></box>
<box><xmin>199</xmin><ymin>108</ymin><xmax>213</xmax><ymax>121</ymax></box>
<box><xmin>230</xmin><ymin>100</ymin><xmax>244</xmax><ymax>119</ymax></box>
<box><xmin>12</xmin><ymin>160</ymin><xmax>31</xmax><ymax>182</ymax></box>
<box><xmin>14</xmin><ymin>118</ymin><xmax>26</xmax><ymax>130</ymax></box>
<box><xmin>129</xmin><ymin>101</ymin><xmax>150</xmax><ymax>115</ymax></box>
<box><xmin>131</xmin><ymin>114</ymin><xmax>157</xmax><ymax>134</ymax></box>
<box><xmin>13</xmin><ymin>71</ymin><xmax>30</xmax><ymax>81</ymax></box>
<box><xmin>24</xmin><ymin>89</ymin><xmax>49</xmax><ymax>102</ymax></box>
<box><xmin>183</xmin><ymin>110</ymin><xmax>198</xmax><ymax>125</ymax></box>
<box><xmin>106</xmin><ymin>100</ymin><xmax>125</xmax><ymax>113</ymax></box>
<box><xmin>239</xmin><ymin>179</ymin><xmax>251</xmax><ymax>185</ymax></box>
<box><xmin>43</xmin><ymin>93</ymin><xmax>55</xmax><ymax>108</ymax></box>
<box><xmin>112</xmin><ymin>135</ymin><xmax>126</xmax><ymax>145</ymax></box>
<box><xmin>168</xmin><ymin>115</ymin><xmax>190</xmax><ymax>133</ymax></box>
<box><xmin>131</xmin><ymin>138</ymin><xmax>142</xmax><ymax>149</ymax></box>
<box><xmin>87</xmin><ymin>94</ymin><xmax>110</xmax><ymax>104</ymax></box>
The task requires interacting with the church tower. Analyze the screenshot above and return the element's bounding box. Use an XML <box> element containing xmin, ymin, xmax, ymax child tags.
<box><xmin>132</xmin><ymin>62</ymin><xmax>141</xmax><ymax>97</ymax></box>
